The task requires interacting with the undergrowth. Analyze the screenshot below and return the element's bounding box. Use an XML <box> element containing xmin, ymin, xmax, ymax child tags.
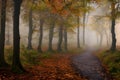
<box><xmin>98</xmin><ymin>50</ymin><xmax>120</xmax><ymax>79</ymax></box>
<box><xmin>5</xmin><ymin>47</ymin><xmax>41</xmax><ymax>66</ymax></box>
<box><xmin>4</xmin><ymin>46</ymin><xmax>82</xmax><ymax>67</ymax></box>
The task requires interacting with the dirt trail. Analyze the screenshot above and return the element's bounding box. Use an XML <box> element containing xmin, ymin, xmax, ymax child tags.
<box><xmin>72</xmin><ymin>50</ymin><xmax>111</xmax><ymax>80</ymax></box>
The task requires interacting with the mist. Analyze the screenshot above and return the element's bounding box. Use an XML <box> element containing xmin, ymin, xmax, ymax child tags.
<box><xmin>5</xmin><ymin>4</ymin><xmax>120</xmax><ymax>50</ymax></box>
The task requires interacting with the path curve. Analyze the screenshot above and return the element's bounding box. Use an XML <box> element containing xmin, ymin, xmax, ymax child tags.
<box><xmin>72</xmin><ymin>50</ymin><xmax>111</xmax><ymax>80</ymax></box>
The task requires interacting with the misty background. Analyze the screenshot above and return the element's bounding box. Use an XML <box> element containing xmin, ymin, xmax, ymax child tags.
<box><xmin>4</xmin><ymin>2</ymin><xmax>120</xmax><ymax>50</ymax></box>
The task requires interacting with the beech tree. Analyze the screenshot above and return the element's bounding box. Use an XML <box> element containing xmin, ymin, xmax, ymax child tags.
<box><xmin>57</xmin><ymin>22</ymin><xmax>64</xmax><ymax>52</ymax></box>
<box><xmin>27</xmin><ymin>0</ymin><xmax>36</xmax><ymax>50</ymax></box>
<box><xmin>34</xmin><ymin>0</ymin><xmax>47</xmax><ymax>52</ymax></box>
<box><xmin>48</xmin><ymin>15</ymin><xmax>56</xmax><ymax>51</ymax></box>
<box><xmin>12</xmin><ymin>0</ymin><xmax>25</xmax><ymax>73</ymax></box>
<box><xmin>77</xmin><ymin>17</ymin><xmax>80</xmax><ymax>48</ymax></box>
<box><xmin>0</xmin><ymin>0</ymin><xmax>8</xmax><ymax>67</ymax></box>
<box><xmin>38</xmin><ymin>18</ymin><xmax>44</xmax><ymax>52</ymax></box>
<box><xmin>64</xmin><ymin>26</ymin><xmax>68</xmax><ymax>51</ymax></box>
<box><xmin>107</xmin><ymin>0</ymin><xmax>120</xmax><ymax>51</ymax></box>
<box><xmin>110</xmin><ymin>0</ymin><xmax>117</xmax><ymax>51</ymax></box>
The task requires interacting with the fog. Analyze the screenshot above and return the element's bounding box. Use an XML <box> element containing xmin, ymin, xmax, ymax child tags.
<box><xmin>5</xmin><ymin>3</ymin><xmax>120</xmax><ymax>50</ymax></box>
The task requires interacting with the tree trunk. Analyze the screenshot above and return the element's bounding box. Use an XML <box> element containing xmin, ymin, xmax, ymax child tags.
<box><xmin>64</xmin><ymin>27</ymin><xmax>68</xmax><ymax>51</ymax></box>
<box><xmin>99</xmin><ymin>34</ymin><xmax>103</xmax><ymax>48</ymax></box>
<box><xmin>57</xmin><ymin>25</ymin><xmax>63</xmax><ymax>52</ymax></box>
<box><xmin>83</xmin><ymin>13</ymin><xmax>86</xmax><ymax>46</ymax></box>
<box><xmin>0</xmin><ymin>0</ymin><xmax>8</xmax><ymax>67</ymax></box>
<box><xmin>37</xmin><ymin>19</ymin><xmax>44</xmax><ymax>52</ymax></box>
<box><xmin>110</xmin><ymin>19</ymin><xmax>116</xmax><ymax>51</ymax></box>
<box><xmin>105</xmin><ymin>30</ymin><xmax>109</xmax><ymax>47</ymax></box>
<box><xmin>12</xmin><ymin>0</ymin><xmax>25</xmax><ymax>73</ymax></box>
<box><xmin>110</xmin><ymin>2</ymin><xmax>116</xmax><ymax>51</ymax></box>
<box><xmin>77</xmin><ymin>17</ymin><xmax>80</xmax><ymax>48</ymax></box>
<box><xmin>48</xmin><ymin>22</ymin><xmax>55</xmax><ymax>51</ymax></box>
<box><xmin>83</xmin><ymin>0</ymin><xmax>87</xmax><ymax>46</ymax></box>
<box><xmin>97</xmin><ymin>34</ymin><xmax>99</xmax><ymax>46</ymax></box>
<box><xmin>27</xmin><ymin>8</ymin><xmax>33</xmax><ymax>50</ymax></box>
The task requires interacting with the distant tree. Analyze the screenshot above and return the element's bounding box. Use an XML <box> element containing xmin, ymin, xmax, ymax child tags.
<box><xmin>106</xmin><ymin>0</ymin><xmax>120</xmax><ymax>51</ymax></box>
<box><xmin>12</xmin><ymin>0</ymin><xmax>25</xmax><ymax>73</ymax></box>
<box><xmin>57</xmin><ymin>23</ymin><xmax>63</xmax><ymax>52</ymax></box>
<box><xmin>110</xmin><ymin>1</ymin><xmax>116</xmax><ymax>51</ymax></box>
<box><xmin>37</xmin><ymin>18</ymin><xmax>44</xmax><ymax>52</ymax></box>
<box><xmin>27</xmin><ymin>0</ymin><xmax>35</xmax><ymax>50</ymax></box>
<box><xmin>48</xmin><ymin>18</ymin><xmax>56</xmax><ymax>51</ymax></box>
<box><xmin>92</xmin><ymin>16</ymin><xmax>105</xmax><ymax>47</ymax></box>
<box><xmin>77</xmin><ymin>17</ymin><xmax>80</xmax><ymax>48</ymax></box>
<box><xmin>82</xmin><ymin>0</ymin><xmax>91</xmax><ymax>46</ymax></box>
<box><xmin>33</xmin><ymin>0</ymin><xmax>47</xmax><ymax>52</ymax></box>
<box><xmin>64</xmin><ymin>27</ymin><xmax>68</xmax><ymax>51</ymax></box>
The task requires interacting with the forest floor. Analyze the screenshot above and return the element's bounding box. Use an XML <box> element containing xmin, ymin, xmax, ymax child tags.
<box><xmin>97</xmin><ymin>49</ymin><xmax>120</xmax><ymax>80</ymax></box>
<box><xmin>0</xmin><ymin>53</ymin><xmax>87</xmax><ymax>80</ymax></box>
<box><xmin>0</xmin><ymin>48</ymin><xmax>115</xmax><ymax>80</ymax></box>
<box><xmin>72</xmin><ymin>50</ymin><xmax>112</xmax><ymax>80</ymax></box>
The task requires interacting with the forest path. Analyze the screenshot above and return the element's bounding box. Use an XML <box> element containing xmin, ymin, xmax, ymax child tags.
<box><xmin>72</xmin><ymin>50</ymin><xmax>111</xmax><ymax>80</ymax></box>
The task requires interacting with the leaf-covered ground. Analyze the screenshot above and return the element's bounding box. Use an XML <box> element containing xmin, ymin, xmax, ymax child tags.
<box><xmin>0</xmin><ymin>53</ymin><xmax>86</xmax><ymax>80</ymax></box>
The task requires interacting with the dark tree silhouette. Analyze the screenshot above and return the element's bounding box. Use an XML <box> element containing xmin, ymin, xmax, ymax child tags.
<box><xmin>64</xmin><ymin>27</ymin><xmax>68</xmax><ymax>51</ymax></box>
<box><xmin>27</xmin><ymin>7</ymin><xmax>33</xmax><ymax>50</ymax></box>
<box><xmin>57</xmin><ymin>25</ymin><xmax>63</xmax><ymax>52</ymax></box>
<box><xmin>0</xmin><ymin>0</ymin><xmax>8</xmax><ymax>67</ymax></box>
<box><xmin>110</xmin><ymin>2</ymin><xmax>116</xmax><ymax>51</ymax></box>
<box><xmin>12</xmin><ymin>0</ymin><xmax>25</xmax><ymax>73</ymax></box>
<box><xmin>37</xmin><ymin>19</ymin><xmax>44</xmax><ymax>52</ymax></box>
<box><xmin>48</xmin><ymin>21</ymin><xmax>55</xmax><ymax>51</ymax></box>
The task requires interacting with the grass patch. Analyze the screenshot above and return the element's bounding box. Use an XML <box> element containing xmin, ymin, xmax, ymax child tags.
<box><xmin>67</xmin><ymin>48</ymin><xmax>82</xmax><ymax>54</ymax></box>
<box><xmin>4</xmin><ymin>46</ymin><xmax>83</xmax><ymax>67</ymax></box>
<box><xmin>40</xmin><ymin>53</ymin><xmax>51</xmax><ymax>59</ymax></box>
<box><xmin>98</xmin><ymin>50</ymin><xmax>120</xmax><ymax>79</ymax></box>
<box><xmin>5</xmin><ymin>47</ymin><xmax>13</xmax><ymax>65</ymax></box>
<box><xmin>5</xmin><ymin>46</ymin><xmax>40</xmax><ymax>66</ymax></box>
<box><xmin>21</xmin><ymin>49</ymin><xmax>40</xmax><ymax>65</ymax></box>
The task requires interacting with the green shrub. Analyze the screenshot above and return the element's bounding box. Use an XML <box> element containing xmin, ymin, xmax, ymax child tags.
<box><xmin>5</xmin><ymin>47</ymin><xmax>13</xmax><ymax>64</ymax></box>
<box><xmin>21</xmin><ymin>49</ymin><xmax>40</xmax><ymax>65</ymax></box>
<box><xmin>5</xmin><ymin>46</ymin><xmax>40</xmax><ymax>66</ymax></box>
<box><xmin>99</xmin><ymin>51</ymin><xmax>120</xmax><ymax>79</ymax></box>
<box><xmin>40</xmin><ymin>52</ymin><xmax>51</xmax><ymax>59</ymax></box>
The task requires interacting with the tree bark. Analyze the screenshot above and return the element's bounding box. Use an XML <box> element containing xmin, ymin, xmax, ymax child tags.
<box><xmin>57</xmin><ymin>25</ymin><xmax>63</xmax><ymax>52</ymax></box>
<box><xmin>64</xmin><ymin>27</ymin><xmax>68</xmax><ymax>51</ymax></box>
<box><xmin>0</xmin><ymin>0</ymin><xmax>8</xmax><ymax>67</ymax></box>
<box><xmin>12</xmin><ymin>0</ymin><xmax>25</xmax><ymax>73</ymax></box>
<box><xmin>27</xmin><ymin>8</ymin><xmax>33</xmax><ymax>50</ymax></box>
<box><xmin>110</xmin><ymin>18</ymin><xmax>116</xmax><ymax>51</ymax></box>
<box><xmin>37</xmin><ymin>19</ymin><xmax>44</xmax><ymax>52</ymax></box>
<box><xmin>110</xmin><ymin>2</ymin><xmax>116</xmax><ymax>51</ymax></box>
<box><xmin>48</xmin><ymin>21</ymin><xmax>55</xmax><ymax>51</ymax></box>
